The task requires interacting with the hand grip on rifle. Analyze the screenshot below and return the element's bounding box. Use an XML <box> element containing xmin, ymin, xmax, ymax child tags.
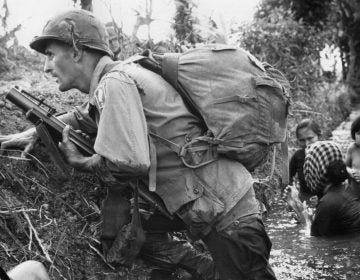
<box><xmin>6</xmin><ymin>87</ymin><xmax>95</xmax><ymax>156</ymax></box>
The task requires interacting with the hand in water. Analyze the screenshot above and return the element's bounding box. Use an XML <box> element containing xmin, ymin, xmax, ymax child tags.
<box><xmin>308</xmin><ymin>196</ymin><xmax>318</xmax><ymax>208</ymax></box>
<box><xmin>0</xmin><ymin>128</ymin><xmax>38</xmax><ymax>157</ymax></box>
<box><xmin>284</xmin><ymin>185</ymin><xmax>313</xmax><ymax>225</ymax></box>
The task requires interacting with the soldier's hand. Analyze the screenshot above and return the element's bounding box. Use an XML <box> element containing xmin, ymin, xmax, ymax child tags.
<box><xmin>0</xmin><ymin>128</ymin><xmax>38</xmax><ymax>157</ymax></box>
<box><xmin>75</xmin><ymin>129</ymin><xmax>90</xmax><ymax>140</ymax></box>
<box><xmin>58</xmin><ymin>125</ymin><xmax>85</xmax><ymax>168</ymax></box>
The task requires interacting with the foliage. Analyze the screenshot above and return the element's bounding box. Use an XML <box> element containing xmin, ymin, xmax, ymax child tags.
<box><xmin>230</xmin><ymin>3</ymin><xmax>351</xmax><ymax>195</ymax></box>
<box><xmin>337</xmin><ymin>0</ymin><xmax>360</xmax><ymax>105</ymax></box>
<box><xmin>0</xmin><ymin>0</ymin><xmax>22</xmax><ymax>74</ymax></box>
<box><xmin>233</xmin><ymin>7</ymin><xmax>331</xmax><ymax>100</ymax></box>
<box><xmin>236</xmin><ymin>6</ymin><xmax>350</xmax><ymax>134</ymax></box>
<box><xmin>255</xmin><ymin>0</ymin><xmax>344</xmax><ymax>79</ymax></box>
<box><xmin>255</xmin><ymin>0</ymin><xmax>360</xmax><ymax>109</ymax></box>
<box><xmin>173</xmin><ymin>0</ymin><xmax>202</xmax><ymax>46</ymax></box>
<box><xmin>255</xmin><ymin>0</ymin><xmax>333</xmax><ymax>29</ymax></box>
<box><xmin>71</xmin><ymin>0</ymin><xmax>93</xmax><ymax>11</ymax></box>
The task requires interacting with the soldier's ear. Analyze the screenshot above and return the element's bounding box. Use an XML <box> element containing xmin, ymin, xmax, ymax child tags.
<box><xmin>72</xmin><ymin>47</ymin><xmax>83</xmax><ymax>62</ymax></box>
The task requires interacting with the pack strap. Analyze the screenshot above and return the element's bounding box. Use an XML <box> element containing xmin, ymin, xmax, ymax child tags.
<box><xmin>120</xmin><ymin>54</ymin><xmax>146</xmax><ymax>65</ymax></box>
<box><xmin>162</xmin><ymin>53</ymin><xmax>180</xmax><ymax>89</ymax></box>
<box><xmin>149</xmin><ymin>132</ymin><xmax>181</xmax><ymax>155</ymax></box>
<box><xmin>149</xmin><ymin>132</ymin><xmax>218</xmax><ymax>169</ymax></box>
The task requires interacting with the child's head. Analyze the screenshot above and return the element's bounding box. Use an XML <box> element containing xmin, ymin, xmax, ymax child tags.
<box><xmin>295</xmin><ymin>118</ymin><xmax>321</xmax><ymax>148</ymax></box>
<box><xmin>350</xmin><ymin>115</ymin><xmax>360</xmax><ymax>142</ymax></box>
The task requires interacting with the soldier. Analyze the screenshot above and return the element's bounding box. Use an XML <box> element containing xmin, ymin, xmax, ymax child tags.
<box><xmin>0</xmin><ymin>10</ymin><xmax>277</xmax><ymax>279</ymax></box>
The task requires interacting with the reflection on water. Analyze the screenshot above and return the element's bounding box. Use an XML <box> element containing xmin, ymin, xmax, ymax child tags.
<box><xmin>265</xmin><ymin>198</ymin><xmax>360</xmax><ymax>280</ymax></box>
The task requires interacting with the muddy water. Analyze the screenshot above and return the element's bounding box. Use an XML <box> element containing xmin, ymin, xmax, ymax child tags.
<box><xmin>265</xmin><ymin>198</ymin><xmax>360</xmax><ymax>280</ymax></box>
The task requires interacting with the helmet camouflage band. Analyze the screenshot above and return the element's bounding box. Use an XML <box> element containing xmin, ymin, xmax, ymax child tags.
<box><xmin>30</xmin><ymin>9</ymin><xmax>113</xmax><ymax>58</ymax></box>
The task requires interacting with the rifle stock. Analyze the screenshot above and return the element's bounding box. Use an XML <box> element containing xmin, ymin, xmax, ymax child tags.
<box><xmin>6</xmin><ymin>87</ymin><xmax>173</xmax><ymax>219</ymax></box>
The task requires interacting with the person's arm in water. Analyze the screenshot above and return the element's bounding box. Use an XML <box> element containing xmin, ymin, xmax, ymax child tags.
<box><xmin>284</xmin><ymin>184</ymin><xmax>313</xmax><ymax>225</ymax></box>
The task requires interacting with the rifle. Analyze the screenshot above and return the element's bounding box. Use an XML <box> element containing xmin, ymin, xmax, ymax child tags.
<box><xmin>5</xmin><ymin>87</ymin><xmax>173</xmax><ymax>219</ymax></box>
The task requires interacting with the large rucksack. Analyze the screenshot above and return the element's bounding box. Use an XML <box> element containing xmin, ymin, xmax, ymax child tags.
<box><xmin>130</xmin><ymin>44</ymin><xmax>290</xmax><ymax>174</ymax></box>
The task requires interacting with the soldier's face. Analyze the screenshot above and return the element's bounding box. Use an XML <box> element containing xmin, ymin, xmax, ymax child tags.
<box><xmin>43</xmin><ymin>42</ymin><xmax>77</xmax><ymax>92</ymax></box>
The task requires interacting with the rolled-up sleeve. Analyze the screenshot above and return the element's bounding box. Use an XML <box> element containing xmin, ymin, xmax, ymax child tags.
<box><xmin>93</xmin><ymin>72</ymin><xmax>150</xmax><ymax>178</ymax></box>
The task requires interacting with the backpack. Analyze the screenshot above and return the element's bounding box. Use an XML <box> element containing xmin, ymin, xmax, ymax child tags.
<box><xmin>129</xmin><ymin>44</ymin><xmax>290</xmax><ymax>175</ymax></box>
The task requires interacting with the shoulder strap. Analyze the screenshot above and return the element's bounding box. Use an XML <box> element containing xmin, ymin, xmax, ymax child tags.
<box><xmin>161</xmin><ymin>53</ymin><xmax>180</xmax><ymax>89</ymax></box>
<box><xmin>120</xmin><ymin>54</ymin><xmax>146</xmax><ymax>65</ymax></box>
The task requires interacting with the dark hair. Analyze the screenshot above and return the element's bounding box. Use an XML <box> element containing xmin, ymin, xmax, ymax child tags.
<box><xmin>351</xmin><ymin>115</ymin><xmax>360</xmax><ymax>140</ymax></box>
<box><xmin>295</xmin><ymin>118</ymin><xmax>322</xmax><ymax>139</ymax></box>
<box><xmin>325</xmin><ymin>160</ymin><xmax>349</xmax><ymax>185</ymax></box>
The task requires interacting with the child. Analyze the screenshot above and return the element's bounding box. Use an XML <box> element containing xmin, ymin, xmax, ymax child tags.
<box><xmin>346</xmin><ymin>115</ymin><xmax>360</xmax><ymax>185</ymax></box>
<box><xmin>289</xmin><ymin>118</ymin><xmax>321</xmax><ymax>201</ymax></box>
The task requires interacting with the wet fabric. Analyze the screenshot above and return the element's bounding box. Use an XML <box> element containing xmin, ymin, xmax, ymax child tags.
<box><xmin>202</xmin><ymin>214</ymin><xmax>277</xmax><ymax>280</ymax></box>
<box><xmin>311</xmin><ymin>183</ymin><xmax>360</xmax><ymax>237</ymax></box>
<box><xmin>141</xmin><ymin>232</ymin><xmax>217</xmax><ymax>279</ymax></box>
<box><xmin>304</xmin><ymin>141</ymin><xmax>343</xmax><ymax>195</ymax></box>
<box><xmin>140</xmin><ymin>211</ymin><xmax>218</xmax><ymax>279</ymax></box>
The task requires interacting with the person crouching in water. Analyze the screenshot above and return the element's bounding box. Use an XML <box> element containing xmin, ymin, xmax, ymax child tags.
<box><xmin>287</xmin><ymin>141</ymin><xmax>360</xmax><ymax>237</ymax></box>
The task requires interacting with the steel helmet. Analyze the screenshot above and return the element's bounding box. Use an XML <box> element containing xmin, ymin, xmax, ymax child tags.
<box><xmin>30</xmin><ymin>9</ymin><xmax>113</xmax><ymax>58</ymax></box>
